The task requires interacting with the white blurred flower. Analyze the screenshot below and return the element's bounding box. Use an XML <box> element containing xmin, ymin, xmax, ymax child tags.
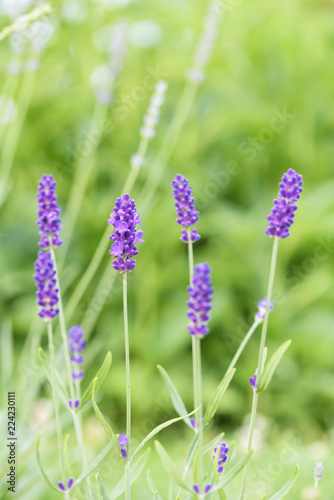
<box><xmin>0</xmin><ymin>95</ymin><xmax>17</xmax><ymax>125</ymax></box>
<box><xmin>129</xmin><ymin>20</ymin><xmax>162</xmax><ymax>48</ymax></box>
<box><xmin>0</xmin><ymin>0</ymin><xmax>34</xmax><ymax>19</ymax></box>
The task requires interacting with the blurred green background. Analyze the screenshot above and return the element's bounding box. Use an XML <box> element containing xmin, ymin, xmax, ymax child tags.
<box><xmin>0</xmin><ymin>0</ymin><xmax>334</xmax><ymax>498</ymax></box>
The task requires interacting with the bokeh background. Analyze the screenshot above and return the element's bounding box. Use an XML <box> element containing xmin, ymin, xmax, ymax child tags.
<box><xmin>0</xmin><ymin>0</ymin><xmax>333</xmax><ymax>498</ymax></box>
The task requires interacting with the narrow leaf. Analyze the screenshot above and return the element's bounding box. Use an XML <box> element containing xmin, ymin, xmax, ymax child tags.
<box><xmin>147</xmin><ymin>470</ymin><xmax>163</xmax><ymax>500</ymax></box>
<box><xmin>157</xmin><ymin>365</ymin><xmax>192</xmax><ymax>428</ymax></box>
<box><xmin>92</xmin><ymin>377</ymin><xmax>116</xmax><ymax>440</ymax></box>
<box><xmin>154</xmin><ymin>441</ymin><xmax>192</xmax><ymax>493</ymax></box>
<box><xmin>130</xmin><ymin>409</ymin><xmax>196</xmax><ymax>462</ymax></box>
<box><xmin>81</xmin><ymin>352</ymin><xmax>112</xmax><ymax>408</ymax></box>
<box><xmin>267</xmin><ymin>465</ymin><xmax>299</xmax><ymax>500</ymax></box>
<box><xmin>109</xmin><ymin>449</ymin><xmax>150</xmax><ymax>500</ymax></box>
<box><xmin>258</xmin><ymin>341</ymin><xmax>291</xmax><ymax>392</ymax></box>
<box><xmin>37</xmin><ymin>347</ymin><xmax>68</xmax><ymax>405</ymax></box>
<box><xmin>35</xmin><ymin>434</ymin><xmax>58</xmax><ymax>491</ymax></box>
<box><xmin>202</xmin><ymin>432</ymin><xmax>225</xmax><ymax>456</ymax></box>
<box><xmin>184</xmin><ymin>432</ymin><xmax>199</xmax><ymax>477</ymax></box>
<box><xmin>203</xmin><ymin>368</ymin><xmax>235</xmax><ymax>425</ymax></box>
<box><xmin>210</xmin><ymin>451</ymin><xmax>253</xmax><ymax>492</ymax></box>
<box><xmin>73</xmin><ymin>437</ymin><xmax>116</xmax><ymax>488</ymax></box>
<box><xmin>96</xmin><ymin>473</ymin><xmax>110</xmax><ymax>500</ymax></box>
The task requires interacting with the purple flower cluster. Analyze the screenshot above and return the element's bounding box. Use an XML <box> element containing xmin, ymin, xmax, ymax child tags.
<box><xmin>313</xmin><ymin>462</ymin><xmax>324</xmax><ymax>481</ymax></box>
<box><xmin>68</xmin><ymin>398</ymin><xmax>80</xmax><ymax>410</ymax></box>
<box><xmin>118</xmin><ymin>434</ymin><xmax>128</xmax><ymax>459</ymax></box>
<box><xmin>265</xmin><ymin>169</ymin><xmax>303</xmax><ymax>239</ymax></box>
<box><xmin>36</xmin><ymin>174</ymin><xmax>63</xmax><ymax>249</ymax></box>
<box><xmin>187</xmin><ymin>263</ymin><xmax>213</xmax><ymax>338</ymax></box>
<box><xmin>172</xmin><ymin>174</ymin><xmax>200</xmax><ymax>243</ymax></box>
<box><xmin>58</xmin><ymin>478</ymin><xmax>73</xmax><ymax>492</ymax></box>
<box><xmin>249</xmin><ymin>373</ymin><xmax>258</xmax><ymax>390</ymax></box>
<box><xmin>193</xmin><ymin>484</ymin><xmax>211</xmax><ymax>495</ymax></box>
<box><xmin>33</xmin><ymin>251</ymin><xmax>59</xmax><ymax>321</ymax></box>
<box><xmin>255</xmin><ymin>297</ymin><xmax>274</xmax><ymax>322</ymax></box>
<box><xmin>68</xmin><ymin>326</ymin><xmax>85</xmax><ymax>380</ymax></box>
<box><xmin>108</xmin><ymin>194</ymin><xmax>144</xmax><ymax>272</ymax></box>
<box><xmin>213</xmin><ymin>442</ymin><xmax>229</xmax><ymax>474</ymax></box>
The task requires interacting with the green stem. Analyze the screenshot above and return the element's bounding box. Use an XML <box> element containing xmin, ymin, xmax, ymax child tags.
<box><xmin>123</xmin><ymin>272</ymin><xmax>131</xmax><ymax>500</ymax></box>
<box><xmin>47</xmin><ymin>320</ymin><xmax>65</xmax><ymax>482</ymax></box>
<box><xmin>0</xmin><ymin>69</ymin><xmax>37</xmax><ymax>209</ymax></box>
<box><xmin>60</xmin><ymin>102</ymin><xmax>108</xmax><ymax>266</ymax></box>
<box><xmin>49</xmin><ymin>246</ymin><xmax>93</xmax><ymax>500</ymax></box>
<box><xmin>226</xmin><ymin>321</ymin><xmax>260</xmax><ymax>375</ymax></box>
<box><xmin>239</xmin><ymin>237</ymin><xmax>279</xmax><ymax>500</ymax></box>
<box><xmin>312</xmin><ymin>479</ymin><xmax>319</xmax><ymax>500</ymax></box>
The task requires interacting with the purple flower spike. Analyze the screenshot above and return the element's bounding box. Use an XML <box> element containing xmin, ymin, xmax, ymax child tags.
<box><xmin>68</xmin><ymin>398</ymin><xmax>80</xmax><ymax>410</ymax></box>
<box><xmin>313</xmin><ymin>461</ymin><xmax>324</xmax><ymax>480</ymax></box>
<box><xmin>68</xmin><ymin>326</ymin><xmax>85</xmax><ymax>381</ymax></box>
<box><xmin>34</xmin><ymin>251</ymin><xmax>59</xmax><ymax>321</ymax></box>
<box><xmin>204</xmin><ymin>484</ymin><xmax>212</xmax><ymax>493</ymax></box>
<box><xmin>172</xmin><ymin>174</ymin><xmax>200</xmax><ymax>242</ymax></box>
<box><xmin>67</xmin><ymin>478</ymin><xmax>74</xmax><ymax>489</ymax></box>
<box><xmin>187</xmin><ymin>263</ymin><xmax>213</xmax><ymax>338</ymax></box>
<box><xmin>108</xmin><ymin>194</ymin><xmax>144</xmax><ymax>272</ymax></box>
<box><xmin>193</xmin><ymin>484</ymin><xmax>200</xmax><ymax>494</ymax></box>
<box><xmin>37</xmin><ymin>174</ymin><xmax>63</xmax><ymax>249</ymax></box>
<box><xmin>249</xmin><ymin>373</ymin><xmax>258</xmax><ymax>390</ymax></box>
<box><xmin>118</xmin><ymin>434</ymin><xmax>129</xmax><ymax>459</ymax></box>
<box><xmin>213</xmin><ymin>442</ymin><xmax>229</xmax><ymax>474</ymax></box>
<box><xmin>58</xmin><ymin>481</ymin><xmax>65</xmax><ymax>491</ymax></box>
<box><xmin>193</xmin><ymin>484</ymin><xmax>212</xmax><ymax>496</ymax></box>
<box><xmin>255</xmin><ymin>297</ymin><xmax>274</xmax><ymax>322</ymax></box>
<box><xmin>265</xmin><ymin>169</ymin><xmax>303</xmax><ymax>239</ymax></box>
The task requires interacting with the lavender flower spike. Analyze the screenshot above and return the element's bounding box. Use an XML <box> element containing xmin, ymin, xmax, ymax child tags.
<box><xmin>265</xmin><ymin>169</ymin><xmax>303</xmax><ymax>239</ymax></box>
<box><xmin>172</xmin><ymin>174</ymin><xmax>200</xmax><ymax>243</ymax></box>
<box><xmin>68</xmin><ymin>326</ymin><xmax>86</xmax><ymax>380</ymax></box>
<box><xmin>193</xmin><ymin>484</ymin><xmax>212</xmax><ymax>495</ymax></box>
<box><xmin>187</xmin><ymin>263</ymin><xmax>213</xmax><ymax>338</ymax></box>
<box><xmin>34</xmin><ymin>251</ymin><xmax>59</xmax><ymax>321</ymax></box>
<box><xmin>249</xmin><ymin>373</ymin><xmax>258</xmax><ymax>390</ymax></box>
<box><xmin>213</xmin><ymin>442</ymin><xmax>229</xmax><ymax>474</ymax></box>
<box><xmin>313</xmin><ymin>461</ymin><xmax>324</xmax><ymax>480</ymax></box>
<box><xmin>108</xmin><ymin>194</ymin><xmax>144</xmax><ymax>272</ymax></box>
<box><xmin>118</xmin><ymin>434</ymin><xmax>129</xmax><ymax>459</ymax></box>
<box><xmin>58</xmin><ymin>477</ymin><xmax>74</xmax><ymax>492</ymax></box>
<box><xmin>255</xmin><ymin>297</ymin><xmax>274</xmax><ymax>322</ymax></box>
<box><xmin>36</xmin><ymin>174</ymin><xmax>63</xmax><ymax>249</ymax></box>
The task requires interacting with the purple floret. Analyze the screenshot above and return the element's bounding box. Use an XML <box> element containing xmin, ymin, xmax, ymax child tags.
<box><xmin>36</xmin><ymin>174</ymin><xmax>63</xmax><ymax>249</ymax></box>
<box><xmin>255</xmin><ymin>297</ymin><xmax>274</xmax><ymax>322</ymax></box>
<box><xmin>172</xmin><ymin>174</ymin><xmax>200</xmax><ymax>242</ymax></box>
<box><xmin>33</xmin><ymin>251</ymin><xmax>59</xmax><ymax>321</ymax></box>
<box><xmin>108</xmin><ymin>194</ymin><xmax>144</xmax><ymax>272</ymax></box>
<box><xmin>68</xmin><ymin>326</ymin><xmax>85</xmax><ymax>381</ymax></box>
<box><xmin>265</xmin><ymin>169</ymin><xmax>303</xmax><ymax>239</ymax></box>
<box><xmin>213</xmin><ymin>442</ymin><xmax>229</xmax><ymax>474</ymax></box>
<box><xmin>187</xmin><ymin>263</ymin><xmax>213</xmax><ymax>338</ymax></box>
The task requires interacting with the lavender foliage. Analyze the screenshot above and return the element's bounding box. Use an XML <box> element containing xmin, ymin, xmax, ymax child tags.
<box><xmin>108</xmin><ymin>194</ymin><xmax>144</xmax><ymax>272</ymax></box>
<box><xmin>187</xmin><ymin>263</ymin><xmax>213</xmax><ymax>338</ymax></box>
<box><xmin>265</xmin><ymin>169</ymin><xmax>303</xmax><ymax>239</ymax></box>
<box><xmin>172</xmin><ymin>174</ymin><xmax>200</xmax><ymax>242</ymax></box>
<box><xmin>68</xmin><ymin>326</ymin><xmax>86</xmax><ymax>380</ymax></box>
<box><xmin>34</xmin><ymin>251</ymin><xmax>59</xmax><ymax>321</ymax></box>
<box><xmin>36</xmin><ymin>174</ymin><xmax>63</xmax><ymax>249</ymax></box>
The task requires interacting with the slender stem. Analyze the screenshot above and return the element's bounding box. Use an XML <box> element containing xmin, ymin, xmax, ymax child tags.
<box><xmin>239</xmin><ymin>237</ymin><xmax>279</xmax><ymax>500</ymax></box>
<box><xmin>195</xmin><ymin>337</ymin><xmax>204</xmax><ymax>485</ymax></box>
<box><xmin>226</xmin><ymin>321</ymin><xmax>260</xmax><ymax>375</ymax></box>
<box><xmin>123</xmin><ymin>271</ymin><xmax>131</xmax><ymax>500</ymax></box>
<box><xmin>49</xmin><ymin>246</ymin><xmax>93</xmax><ymax>499</ymax></box>
<box><xmin>47</xmin><ymin>320</ymin><xmax>65</xmax><ymax>482</ymax></box>
<box><xmin>312</xmin><ymin>479</ymin><xmax>319</xmax><ymax>500</ymax></box>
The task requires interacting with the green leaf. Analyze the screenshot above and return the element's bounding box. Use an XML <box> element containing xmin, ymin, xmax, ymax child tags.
<box><xmin>157</xmin><ymin>365</ymin><xmax>192</xmax><ymax>428</ymax></box>
<box><xmin>210</xmin><ymin>451</ymin><xmax>253</xmax><ymax>492</ymax></box>
<box><xmin>155</xmin><ymin>441</ymin><xmax>192</xmax><ymax>493</ymax></box>
<box><xmin>267</xmin><ymin>465</ymin><xmax>299</xmax><ymax>500</ymax></box>
<box><xmin>258</xmin><ymin>341</ymin><xmax>291</xmax><ymax>392</ymax></box>
<box><xmin>81</xmin><ymin>352</ymin><xmax>112</xmax><ymax>408</ymax></box>
<box><xmin>37</xmin><ymin>347</ymin><xmax>68</xmax><ymax>405</ymax></box>
<box><xmin>203</xmin><ymin>368</ymin><xmax>235</xmax><ymax>425</ymax></box>
<box><xmin>92</xmin><ymin>377</ymin><xmax>116</xmax><ymax>440</ymax></box>
<box><xmin>184</xmin><ymin>432</ymin><xmax>199</xmax><ymax>477</ymax></box>
<box><xmin>130</xmin><ymin>408</ymin><xmax>196</xmax><ymax>462</ymax></box>
<box><xmin>96</xmin><ymin>473</ymin><xmax>110</xmax><ymax>500</ymax></box>
<box><xmin>147</xmin><ymin>470</ymin><xmax>163</xmax><ymax>500</ymax></box>
<box><xmin>35</xmin><ymin>434</ymin><xmax>58</xmax><ymax>491</ymax></box>
<box><xmin>109</xmin><ymin>449</ymin><xmax>150</xmax><ymax>499</ymax></box>
<box><xmin>73</xmin><ymin>437</ymin><xmax>117</xmax><ymax>488</ymax></box>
